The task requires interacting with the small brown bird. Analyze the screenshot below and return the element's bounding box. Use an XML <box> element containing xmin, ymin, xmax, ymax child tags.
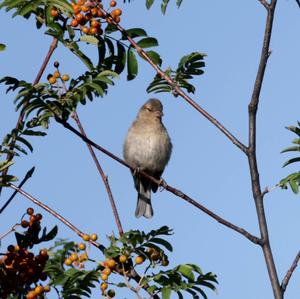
<box><xmin>123</xmin><ymin>98</ymin><xmax>172</xmax><ymax>218</ymax></box>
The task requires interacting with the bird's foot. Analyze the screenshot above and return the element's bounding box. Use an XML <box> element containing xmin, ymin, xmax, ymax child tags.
<box><xmin>158</xmin><ymin>178</ymin><xmax>167</xmax><ymax>192</ymax></box>
<box><xmin>133</xmin><ymin>167</ymin><xmax>140</xmax><ymax>177</ymax></box>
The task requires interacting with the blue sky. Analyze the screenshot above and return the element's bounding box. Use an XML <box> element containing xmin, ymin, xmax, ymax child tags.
<box><xmin>1</xmin><ymin>0</ymin><xmax>300</xmax><ymax>298</ymax></box>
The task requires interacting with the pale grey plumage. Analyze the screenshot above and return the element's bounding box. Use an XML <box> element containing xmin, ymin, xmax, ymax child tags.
<box><xmin>123</xmin><ymin>99</ymin><xmax>172</xmax><ymax>218</ymax></box>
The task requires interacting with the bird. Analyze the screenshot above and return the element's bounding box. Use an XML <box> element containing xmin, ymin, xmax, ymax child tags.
<box><xmin>123</xmin><ymin>98</ymin><xmax>172</xmax><ymax>219</ymax></box>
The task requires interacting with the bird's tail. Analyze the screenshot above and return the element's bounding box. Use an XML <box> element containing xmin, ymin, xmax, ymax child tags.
<box><xmin>135</xmin><ymin>183</ymin><xmax>153</xmax><ymax>219</ymax></box>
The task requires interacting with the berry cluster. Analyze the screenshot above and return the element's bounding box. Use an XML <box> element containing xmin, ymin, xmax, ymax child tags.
<box><xmin>146</xmin><ymin>247</ymin><xmax>169</xmax><ymax>266</ymax></box>
<box><xmin>70</xmin><ymin>0</ymin><xmax>122</xmax><ymax>35</ymax></box>
<box><xmin>48</xmin><ymin>61</ymin><xmax>70</xmax><ymax>85</ymax></box>
<box><xmin>64</xmin><ymin>233</ymin><xmax>98</xmax><ymax>268</ymax></box>
<box><xmin>0</xmin><ymin>208</ymin><xmax>50</xmax><ymax>299</ymax></box>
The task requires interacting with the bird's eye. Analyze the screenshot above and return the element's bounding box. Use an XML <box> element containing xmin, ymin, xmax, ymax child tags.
<box><xmin>146</xmin><ymin>107</ymin><xmax>152</xmax><ymax>112</ymax></box>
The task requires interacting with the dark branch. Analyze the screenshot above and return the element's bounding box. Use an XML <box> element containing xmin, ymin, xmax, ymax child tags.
<box><xmin>55</xmin><ymin>116</ymin><xmax>260</xmax><ymax>244</ymax></box>
<box><xmin>247</xmin><ymin>1</ymin><xmax>282</xmax><ymax>298</ymax></box>
<box><xmin>71</xmin><ymin>111</ymin><xmax>124</xmax><ymax>236</ymax></box>
<box><xmin>8</xmin><ymin>183</ymin><xmax>105</xmax><ymax>252</ymax></box>
<box><xmin>281</xmin><ymin>250</ymin><xmax>300</xmax><ymax>293</ymax></box>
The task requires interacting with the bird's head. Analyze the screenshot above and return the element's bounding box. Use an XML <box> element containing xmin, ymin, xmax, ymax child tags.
<box><xmin>138</xmin><ymin>98</ymin><xmax>164</xmax><ymax>122</ymax></box>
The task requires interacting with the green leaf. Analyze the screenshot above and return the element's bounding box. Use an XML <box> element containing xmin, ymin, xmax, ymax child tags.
<box><xmin>146</xmin><ymin>0</ymin><xmax>155</xmax><ymax>9</ymax></box>
<box><xmin>0</xmin><ymin>160</ymin><xmax>14</xmax><ymax>172</ymax></box>
<box><xmin>137</xmin><ymin>37</ymin><xmax>158</xmax><ymax>48</ymax></box>
<box><xmin>177</xmin><ymin>264</ymin><xmax>195</xmax><ymax>281</ymax></box>
<box><xmin>80</xmin><ymin>35</ymin><xmax>99</xmax><ymax>45</ymax></box>
<box><xmin>0</xmin><ymin>43</ymin><xmax>6</xmax><ymax>51</ymax></box>
<box><xmin>127</xmin><ymin>49</ymin><xmax>138</xmax><ymax>80</ymax></box>
<box><xmin>161</xmin><ymin>0</ymin><xmax>170</xmax><ymax>14</ymax></box>
<box><xmin>281</xmin><ymin>146</ymin><xmax>300</xmax><ymax>153</ymax></box>
<box><xmin>283</xmin><ymin>157</ymin><xmax>300</xmax><ymax>167</ymax></box>
<box><xmin>150</xmin><ymin>237</ymin><xmax>173</xmax><ymax>251</ymax></box>
<box><xmin>146</xmin><ymin>50</ymin><xmax>162</xmax><ymax>66</ymax></box>
<box><xmin>162</xmin><ymin>287</ymin><xmax>172</xmax><ymax>299</ymax></box>
<box><xmin>124</xmin><ymin>28</ymin><xmax>147</xmax><ymax>39</ymax></box>
<box><xmin>289</xmin><ymin>180</ymin><xmax>299</xmax><ymax>194</ymax></box>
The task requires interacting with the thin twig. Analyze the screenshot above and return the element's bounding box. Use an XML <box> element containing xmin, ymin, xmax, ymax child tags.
<box><xmin>0</xmin><ymin>167</ymin><xmax>35</xmax><ymax>214</ymax></box>
<box><xmin>55</xmin><ymin>116</ymin><xmax>261</xmax><ymax>245</ymax></box>
<box><xmin>281</xmin><ymin>250</ymin><xmax>300</xmax><ymax>293</ymax></box>
<box><xmin>122</xmin><ymin>264</ymin><xmax>143</xmax><ymax>299</ymax></box>
<box><xmin>247</xmin><ymin>1</ymin><xmax>282</xmax><ymax>298</ymax></box>
<box><xmin>0</xmin><ymin>37</ymin><xmax>58</xmax><ymax>196</ymax></box>
<box><xmin>99</xmin><ymin>9</ymin><xmax>247</xmax><ymax>154</ymax></box>
<box><xmin>258</xmin><ymin>0</ymin><xmax>270</xmax><ymax>10</ymax></box>
<box><xmin>71</xmin><ymin>111</ymin><xmax>124</xmax><ymax>236</ymax></box>
<box><xmin>8</xmin><ymin>183</ymin><xmax>105</xmax><ymax>252</ymax></box>
<box><xmin>0</xmin><ymin>223</ymin><xmax>19</xmax><ymax>240</ymax></box>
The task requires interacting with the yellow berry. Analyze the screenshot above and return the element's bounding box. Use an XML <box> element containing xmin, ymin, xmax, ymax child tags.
<box><xmin>34</xmin><ymin>286</ymin><xmax>43</xmax><ymax>295</ymax></box>
<box><xmin>101</xmin><ymin>282</ymin><xmax>108</xmax><ymax>291</ymax></box>
<box><xmin>62</xmin><ymin>74</ymin><xmax>70</xmax><ymax>81</ymax></box>
<box><xmin>48</xmin><ymin>76</ymin><xmax>57</xmax><ymax>84</ymax></box>
<box><xmin>103</xmin><ymin>267</ymin><xmax>111</xmax><ymax>275</ymax></box>
<box><xmin>43</xmin><ymin>285</ymin><xmax>51</xmax><ymax>292</ymax></box>
<box><xmin>78</xmin><ymin>243</ymin><xmax>86</xmax><ymax>250</ymax></box>
<box><xmin>106</xmin><ymin>259</ymin><xmax>116</xmax><ymax>269</ymax></box>
<box><xmin>64</xmin><ymin>258</ymin><xmax>72</xmax><ymax>266</ymax></box>
<box><xmin>70</xmin><ymin>253</ymin><xmax>78</xmax><ymax>261</ymax></box>
<box><xmin>79</xmin><ymin>253</ymin><xmax>88</xmax><ymax>262</ymax></box>
<box><xmin>53</xmin><ymin>71</ymin><xmax>61</xmax><ymax>78</ymax></box>
<box><xmin>119</xmin><ymin>255</ymin><xmax>127</xmax><ymax>263</ymax></box>
<box><xmin>135</xmin><ymin>256</ymin><xmax>144</xmax><ymax>265</ymax></box>
<box><xmin>101</xmin><ymin>273</ymin><xmax>108</xmax><ymax>281</ymax></box>
<box><xmin>90</xmin><ymin>233</ymin><xmax>98</xmax><ymax>241</ymax></box>
<box><xmin>82</xmin><ymin>234</ymin><xmax>90</xmax><ymax>241</ymax></box>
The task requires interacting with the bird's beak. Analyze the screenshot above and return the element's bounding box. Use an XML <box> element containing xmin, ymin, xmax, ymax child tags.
<box><xmin>155</xmin><ymin>111</ymin><xmax>163</xmax><ymax>118</ymax></box>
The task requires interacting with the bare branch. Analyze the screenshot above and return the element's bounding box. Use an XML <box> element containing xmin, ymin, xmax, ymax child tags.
<box><xmin>258</xmin><ymin>0</ymin><xmax>270</xmax><ymax>10</ymax></box>
<box><xmin>8</xmin><ymin>183</ymin><xmax>105</xmax><ymax>252</ymax></box>
<box><xmin>247</xmin><ymin>1</ymin><xmax>282</xmax><ymax>298</ymax></box>
<box><xmin>55</xmin><ymin>116</ymin><xmax>261</xmax><ymax>244</ymax></box>
<box><xmin>281</xmin><ymin>250</ymin><xmax>300</xmax><ymax>293</ymax></box>
<box><xmin>71</xmin><ymin>111</ymin><xmax>124</xmax><ymax>236</ymax></box>
<box><xmin>0</xmin><ymin>223</ymin><xmax>19</xmax><ymax>241</ymax></box>
<box><xmin>0</xmin><ymin>37</ymin><xmax>58</xmax><ymax>196</ymax></box>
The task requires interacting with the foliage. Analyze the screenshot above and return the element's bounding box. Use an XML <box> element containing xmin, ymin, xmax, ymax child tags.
<box><xmin>147</xmin><ymin>52</ymin><xmax>206</xmax><ymax>94</ymax></box>
<box><xmin>280</xmin><ymin>122</ymin><xmax>300</xmax><ymax>194</ymax></box>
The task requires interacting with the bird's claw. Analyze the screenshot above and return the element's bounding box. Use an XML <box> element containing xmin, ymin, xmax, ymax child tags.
<box><xmin>133</xmin><ymin>167</ymin><xmax>140</xmax><ymax>176</ymax></box>
<box><xmin>158</xmin><ymin>178</ymin><xmax>167</xmax><ymax>192</ymax></box>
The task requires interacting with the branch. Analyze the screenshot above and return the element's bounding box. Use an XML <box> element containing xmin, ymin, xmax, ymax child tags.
<box><xmin>71</xmin><ymin>111</ymin><xmax>124</xmax><ymax>236</ymax></box>
<box><xmin>281</xmin><ymin>250</ymin><xmax>300</xmax><ymax>293</ymax></box>
<box><xmin>55</xmin><ymin>116</ymin><xmax>261</xmax><ymax>244</ymax></box>
<box><xmin>8</xmin><ymin>183</ymin><xmax>105</xmax><ymax>252</ymax></box>
<box><xmin>247</xmin><ymin>1</ymin><xmax>282</xmax><ymax>298</ymax></box>
<box><xmin>0</xmin><ymin>167</ymin><xmax>35</xmax><ymax>214</ymax></box>
<box><xmin>0</xmin><ymin>37</ymin><xmax>58</xmax><ymax>196</ymax></box>
<box><xmin>0</xmin><ymin>223</ymin><xmax>19</xmax><ymax>240</ymax></box>
<box><xmin>100</xmin><ymin>9</ymin><xmax>247</xmax><ymax>154</ymax></box>
<box><xmin>258</xmin><ymin>0</ymin><xmax>270</xmax><ymax>10</ymax></box>
<box><xmin>295</xmin><ymin>0</ymin><xmax>300</xmax><ymax>8</ymax></box>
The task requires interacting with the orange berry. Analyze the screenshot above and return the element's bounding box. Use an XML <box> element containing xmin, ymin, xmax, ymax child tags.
<box><xmin>103</xmin><ymin>267</ymin><xmax>111</xmax><ymax>276</ymax></box>
<box><xmin>90</xmin><ymin>27</ymin><xmax>98</xmax><ymax>35</ymax></box>
<box><xmin>75</xmin><ymin>13</ymin><xmax>84</xmax><ymax>21</ymax></box>
<box><xmin>101</xmin><ymin>273</ymin><xmax>108</xmax><ymax>281</ymax></box>
<box><xmin>110</xmin><ymin>1</ymin><xmax>117</xmax><ymax>7</ymax></box>
<box><xmin>51</xmin><ymin>8</ymin><xmax>59</xmax><ymax>17</ymax></box>
<box><xmin>135</xmin><ymin>256</ymin><xmax>144</xmax><ymax>265</ymax></box>
<box><xmin>48</xmin><ymin>76</ymin><xmax>57</xmax><ymax>84</ymax></box>
<box><xmin>54</xmin><ymin>71</ymin><xmax>60</xmax><ymax>78</ymax></box>
<box><xmin>34</xmin><ymin>286</ymin><xmax>43</xmax><ymax>295</ymax></box>
<box><xmin>97</xmin><ymin>10</ymin><xmax>105</xmax><ymax>18</ymax></box>
<box><xmin>91</xmin><ymin>7</ymin><xmax>98</xmax><ymax>16</ymax></box>
<box><xmin>106</xmin><ymin>259</ymin><xmax>116</xmax><ymax>269</ymax></box>
<box><xmin>43</xmin><ymin>285</ymin><xmax>51</xmax><ymax>292</ymax></box>
<box><xmin>62</xmin><ymin>74</ymin><xmax>70</xmax><ymax>81</ymax></box>
<box><xmin>112</xmin><ymin>8</ymin><xmax>122</xmax><ymax>16</ymax></box>
<box><xmin>73</xmin><ymin>5</ymin><xmax>81</xmax><ymax>14</ymax></box>
<box><xmin>70</xmin><ymin>253</ymin><xmax>78</xmax><ymax>261</ymax></box>
<box><xmin>119</xmin><ymin>255</ymin><xmax>127</xmax><ymax>263</ymax></box>
<box><xmin>26</xmin><ymin>291</ymin><xmax>36</xmax><ymax>299</ymax></box>
<box><xmin>71</xmin><ymin>19</ymin><xmax>79</xmax><ymax>27</ymax></box>
<box><xmin>90</xmin><ymin>20</ymin><xmax>100</xmax><ymax>28</ymax></box>
<box><xmin>81</xmin><ymin>5</ymin><xmax>89</xmax><ymax>12</ymax></box>
<box><xmin>82</xmin><ymin>234</ymin><xmax>90</xmax><ymax>241</ymax></box>
<box><xmin>82</xmin><ymin>26</ymin><xmax>90</xmax><ymax>34</ymax></box>
<box><xmin>78</xmin><ymin>243</ymin><xmax>86</xmax><ymax>250</ymax></box>
<box><xmin>113</xmin><ymin>16</ymin><xmax>120</xmax><ymax>23</ymax></box>
<box><xmin>100</xmin><ymin>282</ymin><xmax>108</xmax><ymax>291</ymax></box>
<box><xmin>64</xmin><ymin>258</ymin><xmax>72</xmax><ymax>266</ymax></box>
<box><xmin>78</xmin><ymin>0</ymin><xmax>85</xmax><ymax>5</ymax></box>
<box><xmin>90</xmin><ymin>233</ymin><xmax>98</xmax><ymax>241</ymax></box>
